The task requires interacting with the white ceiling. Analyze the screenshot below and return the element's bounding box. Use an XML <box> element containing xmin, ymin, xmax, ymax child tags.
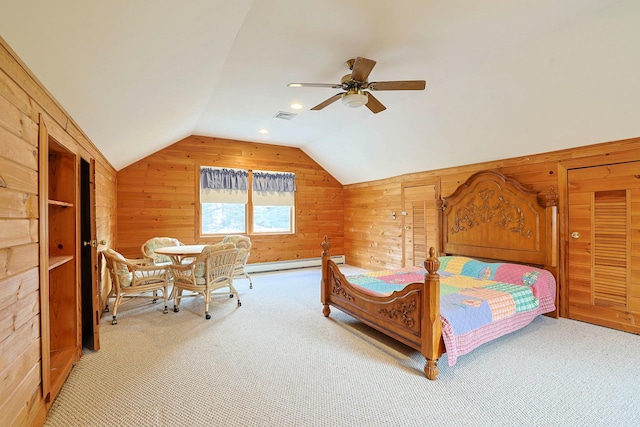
<box><xmin>1</xmin><ymin>1</ymin><xmax>639</xmax><ymax>184</ymax></box>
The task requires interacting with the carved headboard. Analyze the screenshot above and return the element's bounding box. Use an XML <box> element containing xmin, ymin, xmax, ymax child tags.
<box><xmin>439</xmin><ymin>171</ymin><xmax>557</xmax><ymax>268</ymax></box>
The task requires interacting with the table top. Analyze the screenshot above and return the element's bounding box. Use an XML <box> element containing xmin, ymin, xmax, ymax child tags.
<box><xmin>154</xmin><ymin>244</ymin><xmax>207</xmax><ymax>256</ymax></box>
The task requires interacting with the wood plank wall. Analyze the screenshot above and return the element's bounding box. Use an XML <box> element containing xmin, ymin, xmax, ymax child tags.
<box><xmin>0</xmin><ymin>37</ymin><xmax>117</xmax><ymax>426</ymax></box>
<box><xmin>343</xmin><ymin>137</ymin><xmax>640</xmax><ymax>273</ymax></box>
<box><xmin>116</xmin><ymin>135</ymin><xmax>344</xmax><ymax>262</ymax></box>
<box><xmin>2</xmin><ymin>28</ymin><xmax>639</xmax><ymax>426</ymax></box>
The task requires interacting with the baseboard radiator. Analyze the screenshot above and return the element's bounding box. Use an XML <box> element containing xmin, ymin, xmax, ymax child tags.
<box><xmin>245</xmin><ymin>255</ymin><xmax>345</xmax><ymax>274</ymax></box>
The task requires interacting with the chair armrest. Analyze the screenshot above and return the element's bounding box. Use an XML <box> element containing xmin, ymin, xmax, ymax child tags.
<box><xmin>168</xmin><ymin>263</ymin><xmax>194</xmax><ymax>272</ymax></box>
<box><xmin>126</xmin><ymin>261</ymin><xmax>170</xmax><ymax>273</ymax></box>
<box><xmin>124</xmin><ymin>257</ymin><xmax>155</xmax><ymax>267</ymax></box>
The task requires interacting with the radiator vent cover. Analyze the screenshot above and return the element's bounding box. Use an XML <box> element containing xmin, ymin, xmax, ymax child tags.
<box><xmin>274</xmin><ymin>111</ymin><xmax>297</xmax><ymax>120</ymax></box>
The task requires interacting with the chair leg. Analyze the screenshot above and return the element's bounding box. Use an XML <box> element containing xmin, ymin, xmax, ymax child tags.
<box><xmin>205</xmin><ymin>290</ymin><xmax>211</xmax><ymax>319</ymax></box>
<box><xmin>104</xmin><ymin>288</ymin><xmax>114</xmax><ymax>312</ymax></box>
<box><xmin>112</xmin><ymin>294</ymin><xmax>122</xmax><ymax>325</ymax></box>
<box><xmin>163</xmin><ymin>286</ymin><xmax>169</xmax><ymax>314</ymax></box>
<box><xmin>230</xmin><ymin>284</ymin><xmax>241</xmax><ymax>307</ymax></box>
<box><xmin>173</xmin><ymin>288</ymin><xmax>182</xmax><ymax>312</ymax></box>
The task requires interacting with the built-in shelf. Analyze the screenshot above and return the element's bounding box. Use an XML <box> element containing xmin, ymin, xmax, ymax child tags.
<box><xmin>48</xmin><ymin>199</ymin><xmax>73</xmax><ymax>207</ymax></box>
<box><xmin>48</xmin><ymin>255</ymin><xmax>74</xmax><ymax>270</ymax></box>
<box><xmin>48</xmin><ymin>347</ymin><xmax>76</xmax><ymax>403</ymax></box>
<box><xmin>39</xmin><ymin>131</ymin><xmax>80</xmax><ymax>408</ymax></box>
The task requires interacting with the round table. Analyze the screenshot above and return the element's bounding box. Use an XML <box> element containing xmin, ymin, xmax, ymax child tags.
<box><xmin>154</xmin><ymin>244</ymin><xmax>207</xmax><ymax>264</ymax></box>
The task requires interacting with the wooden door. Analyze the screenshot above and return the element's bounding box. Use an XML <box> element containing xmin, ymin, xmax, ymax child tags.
<box><xmin>80</xmin><ymin>157</ymin><xmax>100</xmax><ymax>350</ymax></box>
<box><xmin>402</xmin><ymin>183</ymin><xmax>437</xmax><ymax>267</ymax></box>
<box><xmin>567</xmin><ymin>162</ymin><xmax>640</xmax><ymax>333</ymax></box>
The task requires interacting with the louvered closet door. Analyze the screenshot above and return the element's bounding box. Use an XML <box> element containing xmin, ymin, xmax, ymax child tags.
<box><xmin>402</xmin><ymin>184</ymin><xmax>437</xmax><ymax>267</ymax></box>
<box><xmin>567</xmin><ymin>162</ymin><xmax>640</xmax><ymax>333</ymax></box>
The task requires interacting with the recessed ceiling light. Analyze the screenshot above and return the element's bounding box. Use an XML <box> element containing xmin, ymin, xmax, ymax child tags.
<box><xmin>258</xmin><ymin>128</ymin><xmax>269</xmax><ymax>134</ymax></box>
<box><xmin>291</xmin><ymin>103</ymin><xmax>303</xmax><ymax>110</ymax></box>
<box><xmin>288</xmin><ymin>83</ymin><xmax>302</xmax><ymax>88</ymax></box>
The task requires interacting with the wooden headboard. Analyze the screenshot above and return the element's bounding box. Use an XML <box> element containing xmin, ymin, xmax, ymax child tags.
<box><xmin>439</xmin><ymin>170</ymin><xmax>558</xmax><ymax>268</ymax></box>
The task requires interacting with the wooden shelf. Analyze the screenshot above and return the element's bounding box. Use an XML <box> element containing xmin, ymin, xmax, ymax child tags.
<box><xmin>48</xmin><ymin>199</ymin><xmax>73</xmax><ymax>207</ymax></box>
<box><xmin>48</xmin><ymin>347</ymin><xmax>77</xmax><ymax>402</ymax></box>
<box><xmin>49</xmin><ymin>255</ymin><xmax>74</xmax><ymax>270</ymax></box>
<box><xmin>40</xmin><ymin>135</ymin><xmax>80</xmax><ymax>407</ymax></box>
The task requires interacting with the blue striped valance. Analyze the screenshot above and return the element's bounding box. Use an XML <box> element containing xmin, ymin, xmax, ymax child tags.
<box><xmin>200</xmin><ymin>168</ymin><xmax>248</xmax><ymax>190</ymax></box>
<box><xmin>253</xmin><ymin>171</ymin><xmax>296</xmax><ymax>193</ymax></box>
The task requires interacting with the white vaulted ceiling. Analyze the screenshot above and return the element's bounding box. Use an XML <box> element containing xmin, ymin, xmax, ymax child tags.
<box><xmin>1</xmin><ymin>1</ymin><xmax>639</xmax><ymax>184</ymax></box>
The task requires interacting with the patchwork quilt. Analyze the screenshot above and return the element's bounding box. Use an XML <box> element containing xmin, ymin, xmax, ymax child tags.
<box><xmin>346</xmin><ymin>256</ymin><xmax>557</xmax><ymax>365</ymax></box>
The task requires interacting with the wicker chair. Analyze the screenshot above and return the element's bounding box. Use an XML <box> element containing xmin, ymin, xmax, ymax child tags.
<box><xmin>221</xmin><ymin>235</ymin><xmax>253</xmax><ymax>289</ymax></box>
<box><xmin>141</xmin><ymin>237</ymin><xmax>184</xmax><ymax>265</ymax></box>
<box><xmin>102</xmin><ymin>249</ymin><xmax>170</xmax><ymax>325</ymax></box>
<box><xmin>170</xmin><ymin>243</ymin><xmax>240</xmax><ymax>319</ymax></box>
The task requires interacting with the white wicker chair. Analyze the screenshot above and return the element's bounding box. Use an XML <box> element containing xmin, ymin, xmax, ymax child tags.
<box><xmin>141</xmin><ymin>237</ymin><xmax>185</xmax><ymax>265</ymax></box>
<box><xmin>169</xmin><ymin>243</ymin><xmax>240</xmax><ymax>319</ymax></box>
<box><xmin>102</xmin><ymin>249</ymin><xmax>170</xmax><ymax>325</ymax></box>
<box><xmin>221</xmin><ymin>235</ymin><xmax>253</xmax><ymax>289</ymax></box>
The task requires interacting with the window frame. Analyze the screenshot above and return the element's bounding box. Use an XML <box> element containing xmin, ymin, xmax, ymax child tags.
<box><xmin>197</xmin><ymin>165</ymin><xmax>296</xmax><ymax>239</ymax></box>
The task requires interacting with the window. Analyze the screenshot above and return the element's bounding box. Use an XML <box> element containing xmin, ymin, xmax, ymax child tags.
<box><xmin>252</xmin><ymin>170</ymin><xmax>296</xmax><ymax>233</ymax></box>
<box><xmin>200</xmin><ymin>167</ymin><xmax>296</xmax><ymax>236</ymax></box>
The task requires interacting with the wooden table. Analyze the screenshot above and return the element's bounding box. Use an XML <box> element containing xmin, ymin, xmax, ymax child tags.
<box><xmin>154</xmin><ymin>244</ymin><xmax>207</xmax><ymax>264</ymax></box>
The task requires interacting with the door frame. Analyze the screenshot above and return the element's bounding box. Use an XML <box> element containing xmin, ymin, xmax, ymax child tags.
<box><xmin>559</xmin><ymin>149</ymin><xmax>640</xmax><ymax>318</ymax></box>
<box><xmin>401</xmin><ymin>179</ymin><xmax>440</xmax><ymax>267</ymax></box>
<box><xmin>79</xmin><ymin>152</ymin><xmax>100</xmax><ymax>350</ymax></box>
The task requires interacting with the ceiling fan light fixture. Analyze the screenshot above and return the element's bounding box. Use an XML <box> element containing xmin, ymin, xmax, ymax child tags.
<box><xmin>341</xmin><ymin>91</ymin><xmax>368</xmax><ymax>108</ymax></box>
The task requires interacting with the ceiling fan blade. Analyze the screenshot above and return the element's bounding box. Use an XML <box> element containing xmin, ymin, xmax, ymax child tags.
<box><xmin>365</xmin><ymin>92</ymin><xmax>386</xmax><ymax>114</ymax></box>
<box><xmin>367</xmin><ymin>80</ymin><xmax>426</xmax><ymax>91</ymax></box>
<box><xmin>351</xmin><ymin>57</ymin><xmax>377</xmax><ymax>82</ymax></box>
<box><xmin>311</xmin><ymin>93</ymin><xmax>344</xmax><ymax>110</ymax></box>
<box><xmin>288</xmin><ymin>83</ymin><xmax>342</xmax><ymax>89</ymax></box>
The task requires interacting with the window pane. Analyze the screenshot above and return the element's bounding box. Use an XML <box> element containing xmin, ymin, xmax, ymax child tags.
<box><xmin>201</xmin><ymin>203</ymin><xmax>246</xmax><ymax>234</ymax></box>
<box><xmin>253</xmin><ymin>205</ymin><xmax>292</xmax><ymax>233</ymax></box>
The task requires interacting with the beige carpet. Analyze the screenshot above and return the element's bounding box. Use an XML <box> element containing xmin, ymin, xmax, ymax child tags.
<box><xmin>44</xmin><ymin>266</ymin><xmax>640</xmax><ymax>426</ymax></box>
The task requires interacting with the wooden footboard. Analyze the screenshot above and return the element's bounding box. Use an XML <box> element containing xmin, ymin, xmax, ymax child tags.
<box><xmin>321</xmin><ymin>236</ymin><xmax>444</xmax><ymax>380</ymax></box>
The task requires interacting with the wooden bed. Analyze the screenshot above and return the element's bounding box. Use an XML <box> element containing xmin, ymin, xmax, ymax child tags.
<box><xmin>321</xmin><ymin>170</ymin><xmax>558</xmax><ymax>380</ymax></box>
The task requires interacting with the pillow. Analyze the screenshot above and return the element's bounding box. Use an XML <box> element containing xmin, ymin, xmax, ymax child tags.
<box><xmin>437</xmin><ymin>256</ymin><xmax>475</xmax><ymax>274</ymax></box>
<box><xmin>521</xmin><ymin>271</ymin><xmax>540</xmax><ymax>286</ymax></box>
<box><xmin>438</xmin><ymin>256</ymin><xmax>500</xmax><ymax>280</ymax></box>
<box><xmin>494</xmin><ymin>264</ymin><xmax>544</xmax><ymax>287</ymax></box>
<box><xmin>110</xmin><ymin>252</ymin><xmax>133</xmax><ymax>287</ymax></box>
<box><xmin>193</xmin><ymin>243</ymin><xmax>236</xmax><ymax>280</ymax></box>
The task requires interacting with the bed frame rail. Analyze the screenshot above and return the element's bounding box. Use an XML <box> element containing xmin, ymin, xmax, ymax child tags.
<box><xmin>321</xmin><ymin>237</ymin><xmax>444</xmax><ymax>379</ymax></box>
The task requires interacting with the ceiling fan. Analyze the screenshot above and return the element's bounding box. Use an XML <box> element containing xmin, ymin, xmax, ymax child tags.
<box><xmin>288</xmin><ymin>57</ymin><xmax>426</xmax><ymax>114</ymax></box>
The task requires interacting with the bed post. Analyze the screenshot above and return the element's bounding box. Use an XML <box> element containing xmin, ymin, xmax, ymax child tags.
<box><xmin>422</xmin><ymin>247</ymin><xmax>442</xmax><ymax>380</ymax></box>
<box><xmin>321</xmin><ymin>236</ymin><xmax>331</xmax><ymax>317</ymax></box>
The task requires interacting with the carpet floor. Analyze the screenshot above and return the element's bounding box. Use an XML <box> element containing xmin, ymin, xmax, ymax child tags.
<box><xmin>43</xmin><ymin>266</ymin><xmax>640</xmax><ymax>427</ymax></box>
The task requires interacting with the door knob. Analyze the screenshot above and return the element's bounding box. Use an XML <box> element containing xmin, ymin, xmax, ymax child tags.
<box><xmin>570</xmin><ymin>232</ymin><xmax>580</xmax><ymax>239</ymax></box>
<box><xmin>83</xmin><ymin>240</ymin><xmax>107</xmax><ymax>247</ymax></box>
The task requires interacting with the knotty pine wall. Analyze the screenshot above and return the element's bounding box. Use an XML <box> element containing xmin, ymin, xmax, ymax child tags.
<box><xmin>0</xmin><ymin>38</ymin><xmax>117</xmax><ymax>426</ymax></box>
<box><xmin>343</xmin><ymin>136</ymin><xmax>640</xmax><ymax>318</ymax></box>
<box><xmin>344</xmin><ymin>137</ymin><xmax>640</xmax><ymax>269</ymax></box>
<box><xmin>344</xmin><ymin>159</ymin><xmax>561</xmax><ymax>269</ymax></box>
<box><xmin>116</xmin><ymin>135</ymin><xmax>344</xmax><ymax>262</ymax></box>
